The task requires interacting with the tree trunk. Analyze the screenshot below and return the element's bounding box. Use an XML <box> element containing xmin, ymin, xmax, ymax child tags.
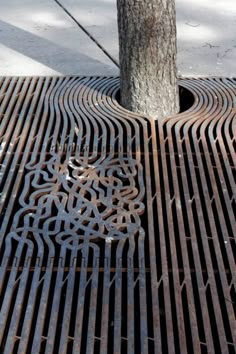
<box><xmin>117</xmin><ymin>0</ymin><xmax>179</xmax><ymax>119</ymax></box>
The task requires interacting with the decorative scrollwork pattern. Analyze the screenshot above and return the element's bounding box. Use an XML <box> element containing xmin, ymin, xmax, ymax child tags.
<box><xmin>11</xmin><ymin>153</ymin><xmax>145</xmax><ymax>248</ymax></box>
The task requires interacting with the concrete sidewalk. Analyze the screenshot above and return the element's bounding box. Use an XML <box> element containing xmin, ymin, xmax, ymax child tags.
<box><xmin>0</xmin><ymin>0</ymin><xmax>119</xmax><ymax>75</ymax></box>
<box><xmin>0</xmin><ymin>0</ymin><xmax>235</xmax><ymax>76</ymax></box>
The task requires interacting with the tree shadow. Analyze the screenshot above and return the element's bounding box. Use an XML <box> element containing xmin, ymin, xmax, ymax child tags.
<box><xmin>0</xmin><ymin>19</ymin><xmax>117</xmax><ymax>75</ymax></box>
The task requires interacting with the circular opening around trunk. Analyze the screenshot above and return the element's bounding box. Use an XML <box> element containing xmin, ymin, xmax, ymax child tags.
<box><xmin>114</xmin><ymin>85</ymin><xmax>195</xmax><ymax>115</ymax></box>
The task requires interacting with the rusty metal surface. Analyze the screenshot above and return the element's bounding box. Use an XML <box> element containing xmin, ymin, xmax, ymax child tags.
<box><xmin>0</xmin><ymin>77</ymin><xmax>235</xmax><ymax>353</ymax></box>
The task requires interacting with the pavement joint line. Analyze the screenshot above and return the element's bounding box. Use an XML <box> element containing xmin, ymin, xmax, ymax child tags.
<box><xmin>54</xmin><ymin>0</ymin><xmax>120</xmax><ymax>68</ymax></box>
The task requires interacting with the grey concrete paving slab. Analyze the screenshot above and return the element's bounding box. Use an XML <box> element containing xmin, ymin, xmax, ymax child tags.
<box><xmin>59</xmin><ymin>0</ymin><xmax>236</xmax><ymax>76</ymax></box>
<box><xmin>57</xmin><ymin>0</ymin><xmax>119</xmax><ymax>63</ymax></box>
<box><xmin>0</xmin><ymin>0</ymin><xmax>235</xmax><ymax>76</ymax></box>
<box><xmin>0</xmin><ymin>0</ymin><xmax>119</xmax><ymax>75</ymax></box>
<box><xmin>176</xmin><ymin>0</ymin><xmax>236</xmax><ymax>76</ymax></box>
<box><xmin>58</xmin><ymin>0</ymin><xmax>119</xmax><ymax>62</ymax></box>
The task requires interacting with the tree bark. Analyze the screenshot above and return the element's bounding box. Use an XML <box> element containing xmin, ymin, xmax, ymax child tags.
<box><xmin>117</xmin><ymin>0</ymin><xmax>179</xmax><ymax>119</ymax></box>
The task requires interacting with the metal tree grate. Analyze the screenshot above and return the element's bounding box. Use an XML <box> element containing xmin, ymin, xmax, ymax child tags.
<box><xmin>0</xmin><ymin>77</ymin><xmax>235</xmax><ymax>354</ymax></box>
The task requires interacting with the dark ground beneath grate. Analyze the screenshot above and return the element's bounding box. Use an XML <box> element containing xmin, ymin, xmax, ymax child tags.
<box><xmin>0</xmin><ymin>76</ymin><xmax>235</xmax><ymax>354</ymax></box>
